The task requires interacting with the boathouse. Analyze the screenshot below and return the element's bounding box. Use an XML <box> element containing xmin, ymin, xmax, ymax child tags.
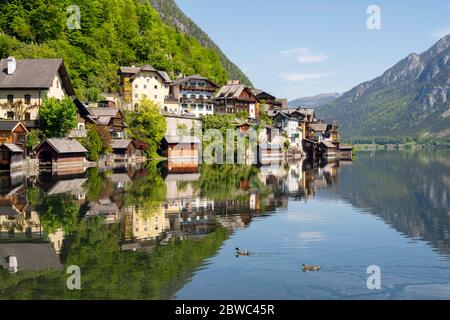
<box><xmin>0</xmin><ymin>143</ymin><xmax>25</xmax><ymax>170</ymax></box>
<box><xmin>318</xmin><ymin>141</ymin><xmax>338</xmax><ymax>161</ymax></box>
<box><xmin>161</xmin><ymin>136</ymin><xmax>201</xmax><ymax>160</ymax></box>
<box><xmin>111</xmin><ymin>139</ymin><xmax>137</xmax><ymax>162</ymax></box>
<box><xmin>34</xmin><ymin>138</ymin><xmax>87</xmax><ymax>171</ymax></box>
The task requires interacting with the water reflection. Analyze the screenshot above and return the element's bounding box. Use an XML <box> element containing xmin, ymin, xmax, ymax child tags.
<box><xmin>0</xmin><ymin>150</ymin><xmax>449</xmax><ymax>299</ymax></box>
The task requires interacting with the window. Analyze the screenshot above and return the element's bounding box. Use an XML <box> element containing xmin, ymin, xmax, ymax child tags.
<box><xmin>134</xmin><ymin>94</ymin><xmax>138</xmax><ymax>98</ymax></box>
<box><xmin>7</xmin><ymin>95</ymin><xmax>13</xmax><ymax>104</ymax></box>
<box><xmin>56</xmin><ymin>79</ymin><xmax>59</xmax><ymax>89</ymax></box>
<box><xmin>154</xmin><ymin>95</ymin><xmax>157</xmax><ymax>99</ymax></box>
<box><xmin>144</xmin><ymin>85</ymin><xmax>147</xmax><ymax>89</ymax></box>
<box><xmin>24</xmin><ymin>94</ymin><xmax>31</xmax><ymax>105</ymax></box>
<box><xmin>25</xmin><ymin>112</ymin><xmax>31</xmax><ymax>121</ymax></box>
<box><xmin>6</xmin><ymin>111</ymin><xmax>14</xmax><ymax>119</ymax></box>
<box><xmin>135</xmin><ymin>84</ymin><xmax>138</xmax><ymax>89</ymax></box>
<box><xmin>78</xmin><ymin>123</ymin><xmax>85</xmax><ymax>130</ymax></box>
<box><xmin>154</xmin><ymin>85</ymin><xmax>158</xmax><ymax>89</ymax></box>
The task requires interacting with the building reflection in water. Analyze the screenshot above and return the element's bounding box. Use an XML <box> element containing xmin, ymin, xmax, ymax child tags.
<box><xmin>0</xmin><ymin>159</ymin><xmax>342</xmax><ymax>271</ymax></box>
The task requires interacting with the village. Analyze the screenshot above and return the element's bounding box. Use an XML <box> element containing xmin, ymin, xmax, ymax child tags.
<box><xmin>0</xmin><ymin>56</ymin><xmax>353</xmax><ymax>174</ymax></box>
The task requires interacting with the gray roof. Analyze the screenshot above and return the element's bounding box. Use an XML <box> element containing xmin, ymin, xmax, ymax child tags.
<box><xmin>0</xmin><ymin>58</ymin><xmax>72</xmax><ymax>93</ymax></box>
<box><xmin>119</xmin><ymin>65</ymin><xmax>172</xmax><ymax>83</ymax></box>
<box><xmin>171</xmin><ymin>74</ymin><xmax>216</xmax><ymax>87</ymax></box>
<box><xmin>216</xmin><ymin>83</ymin><xmax>246</xmax><ymax>99</ymax></box>
<box><xmin>1</xmin><ymin>143</ymin><xmax>24</xmax><ymax>153</ymax></box>
<box><xmin>163</xmin><ymin>136</ymin><xmax>201</xmax><ymax>144</ymax></box>
<box><xmin>0</xmin><ymin>120</ymin><xmax>24</xmax><ymax>132</ymax></box>
<box><xmin>87</xmin><ymin>107</ymin><xmax>120</xmax><ymax>117</ymax></box>
<box><xmin>0</xmin><ymin>243</ymin><xmax>63</xmax><ymax>271</ymax></box>
<box><xmin>309</xmin><ymin>123</ymin><xmax>328</xmax><ymax>132</ymax></box>
<box><xmin>47</xmin><ymin>178</ymin><xmax>87</xmax><ymax>196</ymax></box>
<box><xmin>321</xmin><ymin>141</ymin><xmax>336</xmax><ymax>148</ymax></box>
<box><xmin>40</xmin><ymin>138</ymin><xmax>88</xmax><ymax>154</ymax></box>
<box><xmin>110</xmin><ymin>139</ymin><xmax>133</xmax><ymax>150</ymax></box>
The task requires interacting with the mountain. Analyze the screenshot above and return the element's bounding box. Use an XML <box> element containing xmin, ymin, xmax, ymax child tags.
<box><xmin>317</xmin><ymin>35</ymin><xmax>450</xmax><ymax>140</ymax></box>
<box><xmin>149</xmin><ymin>0</ymin><xmax>252</xmax><ymax>86</ymax></box>
<box><xmin>0</xmin><ymin>0</ymin><xmax>246</xmax><ymax>100</ymax></box>
<box><xmin>289</xmin><ymin>93</ymin><xmax>342</xmax><ymax>108</ymax></box>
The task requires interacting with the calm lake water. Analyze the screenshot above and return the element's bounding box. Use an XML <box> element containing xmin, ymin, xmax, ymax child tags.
<box><xmin>0</xmin><ymin>150</ymin><xmax>449</xmax><ymax>300</ymax></box>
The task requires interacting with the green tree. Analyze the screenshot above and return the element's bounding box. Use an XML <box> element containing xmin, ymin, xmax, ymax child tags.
<box><xmin>126</xmin><ymin>98</ymin><xmax>167</xmax><ymax>157</ymax></box>
<box><xmin>38</xmin><ymin>97</ymin><xmax>78</xmax><ymax>138</ymax></box>
<box><xmin>26</xmin><ymin>129</ymin><xmax>41</xmax><ymax>150</ymax></box>
<box><xmin>80</xmin><ymin>126</ymin><xmax>103</xmax><ymax>161</ymax></box>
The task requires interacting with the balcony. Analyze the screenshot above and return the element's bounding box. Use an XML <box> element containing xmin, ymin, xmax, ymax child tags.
<box><xmin>164</xmin><ymin>95</ymin><xmax>179</xmax><ymax>104</ymax></box>
<box><xmin>179</xmin><ymin>97</ymin><xmax>214</xmax><ymax>104</ymax></box>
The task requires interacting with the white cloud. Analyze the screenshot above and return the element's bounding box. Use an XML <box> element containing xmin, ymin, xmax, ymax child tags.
<box><xmin>280</xmin><ymin>48</ymin><xmax>328</xmax><ymax>64</ymax></box>
<box><xmin>280</xmin><ymin>73</ymin><xmax>333</xmax><ymax>82</ymax></box>
<box><xmin>430</xmin><ymin>26</ymin><xmax>450</xmax><ymax>40</ymax></box>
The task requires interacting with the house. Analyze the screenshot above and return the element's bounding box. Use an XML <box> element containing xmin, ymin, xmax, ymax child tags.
<box><xmin>165</xmin><ymin>75</ymin><xmax>218</xmax><ymax>117</ymax></box>
<box><xmin>0</xmin><ymin>57</ymin><xmax>74</xmax><ymax>128</ymax></box>
<box><xmin>0</xmin><ymin>144</ymin><xmax>25</xmax><ymax>170</ymax></box>
<box><xmin>0</xmin><ymin>120</ymin><xmax>27</xmax><ymax>149</ymax></box>
<box><xmin>215</xmin><ymin>80</ymin><xmax>260</xmax><ymax>119</ymax></box>
<box><xmin>74</xmin><ymin>101</ymin><xmax>128</xmax><ymax>139</ymax></box>
<box><xmin>339</xmin><ymin>144</ymin><xmax>354</xmax><ymax>161</ymax></box>
<box><xmin>272</xmin><ymin>111</ymin><xmax>303</xmax><ymax>151</ymax></box>
<box><xmin>250</xmin><ymin>89</ymin><xmax>284</xmax><ymax>111</ymax></box>
<box><xmin>34</xmin><ymin>138</ymin><xmax>87</xmax><ymax>171</ymax></box>
<box><xmin>161</xmin><ymin>136</ymin><xmax>201</xmax><ymax>160</ymax></box>
<box><xmin>118</xmin><ymin>64</ymin><xmax>172</xmax><ymax>111</ymax></box>
<box><xmin>110</xmin><ymin>139</ymin><xmax>137</xmax><ymax>162</ymax></box>
<box><xmin>318</xmin><ymin>141</ymin><xmax>338</xmax><ymax>161</ymax></box>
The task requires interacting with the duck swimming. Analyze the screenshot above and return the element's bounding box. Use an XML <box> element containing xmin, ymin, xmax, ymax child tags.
<box><xmin>301</xmin><ymin>264</ymin><xmax>321</xmax><ymax>272</ymax></box>
<box><xmin>235</xmin><ymin>248</ymin><xmax>250</xmax><ymax>256</ymax></box>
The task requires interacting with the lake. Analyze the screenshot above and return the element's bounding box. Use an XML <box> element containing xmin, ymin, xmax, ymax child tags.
<box><xmin>0</xmin><ymin>150</ymin><xmax>449</xmax><ymax>300</ymax></box>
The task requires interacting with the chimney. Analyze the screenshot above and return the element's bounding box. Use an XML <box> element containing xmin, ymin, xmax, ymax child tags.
<box><xmin>7</xmin><ymin>56</ymin><xmax>16</xmax><ymax>75</ymax></box>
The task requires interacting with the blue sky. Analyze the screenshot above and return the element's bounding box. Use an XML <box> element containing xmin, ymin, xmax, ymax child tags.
<box><xmin>176</xmin><ymin>0</ymin><xmax>450</xmax><ymax>100</ymax></box>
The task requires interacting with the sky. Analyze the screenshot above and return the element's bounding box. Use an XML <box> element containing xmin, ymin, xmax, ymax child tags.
<box><xmin>176</xmin><ymin>0</ymin><xmax>450</xmax><ymax>100</ymax></box>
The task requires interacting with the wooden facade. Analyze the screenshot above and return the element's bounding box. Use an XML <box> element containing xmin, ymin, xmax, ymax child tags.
<box><xmin>0</xmin><ymin>121</ymin><xmax>27</xmax><ymax>149</ymax></box>
<box><xmin>0</xmin><ymin>144</ymin><xmax>25</xmax><ymax>170</ymax></box>
<box><xmin>34</xmin><ymin>139</ymin><xmax>87</xmax><ymax>171</ymax></box>
<box><xmin>161</xmin><ymin>136</ymin><xmax>200</xmax><ymax>160</ymax></box>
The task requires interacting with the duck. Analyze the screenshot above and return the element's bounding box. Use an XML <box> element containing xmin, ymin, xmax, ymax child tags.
<box><xmin>235</xmin><ymin>248</ymin><xmax>250</xmax><ymax>256</ymax></box>
<box><xmin>301</xmin><ymin>264</ymin><xmax>321</xmax><ymax>272</ymax></box>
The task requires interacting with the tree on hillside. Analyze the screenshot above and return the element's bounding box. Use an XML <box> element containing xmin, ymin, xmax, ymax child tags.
<box><xmin>126</xmin><ymin>98</ymin><xmax>167</xmax><ymax>157</ymax></box>
<box><xmin>38</xmin><ymin>97</ymin><xmax>78</xmax><ymax>138</ymax></box>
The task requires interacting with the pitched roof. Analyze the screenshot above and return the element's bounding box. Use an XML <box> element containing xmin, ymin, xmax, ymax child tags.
<box><xmin>110</xmin><ymin>139</ymin><xmax>133</xmax><ymax>149</ymax></box>
<box><xmin>119</xmin><ymin>65</ymin><xmax>172</xmax><ymax>83</ymax></box>
<box><xmin>215</xmin><ymin>83</ymin><xmax>246</xmax><ymax>99</ymax></box>
<box><xmin>1</xmin><ymin>143</ymin><xmax>24</xmax><ymax>153</ymax></box>
<box><xmin>38</xmin><ymin>138</ymin><xmax>88</xmax><ymax>154</ymax></box>
<box><xmin>171</xmin><ymin>74</ymin><xmax>217</xmax><ymax>87</ymax></box>
<box><xmin>309</xmin><ymin>123</ymin><xmax>328</xmax><ymax>132</ymax></box>
<box><xmin>88</xmin><ymin>107</ymin><xmax>120</xmax><ymax>117</ymax></box>
<box><xmin>47</xmin><ymin>178</ymin><xmax>87</xmax><ymax>196</ymax></box>
<box><xmin>0</xmin><ymin>58</ymin><xmax>74</xmax><ymax>95</ymax></box>
<box><xmin>0</xmin><ymin>243</ymin><xmax>63</xmax><ymax>271</ymax></box>
<box><xmin>251</xmin><ymin>89</ymin><xmax>276</xmax><ymax>100</ymax></box>
<box><xmin>163</xmin><ymin>136</ymin><xmax>201</xmax><ymax>144</ymax></box>
<box><xmin>0</xmin><ymin>120</ymin><xmax>25</xmax><ymax>132</ymax></box>
<box><xmin>321</xmin><ymin>141</ymin><xmax>336</xmax><ymax>148</ymax></box>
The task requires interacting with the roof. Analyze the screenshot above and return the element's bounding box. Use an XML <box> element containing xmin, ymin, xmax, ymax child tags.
<box><xmin>0</xmin><ymin>143</ymin><xmax>24</xmax><ymax>153</ymax></box>
<box><xmin>119</xmin><ymin>65</ymin><xmax>172</xmax><ymax>83</ymax></box>
<box><xmin>309</xmin><ymin>123</ymin><xmax>328</xmax><ymax>132</ymax></box>
<box><xmin>215</xmin><ymin>83</ymin><xmax>246</xmax><ymax>99</ymax></box>
<box><xmin>110</xmin><ymin>139</ymin><xmax>133</xmax><ymax>150</ymax></box>
<box><xmin>171</xmin><ymin>74</ymin><xmax>217</xmax><ymax>87</ymax></box>
<box><xmin>88</xmin><ymin>107</ymin><xmax>120</xmax><ymax>117</ymax></box>
<box><xmin>0</xmin><ymin>120</ymin><xmax>26</xmax><ymax>132</ymax></box>
<box><xmin>163</xmin><ymin>136</ymin><xmax>201</xmax><ymax>144</ymax></box>
<box><xmin>36</xmin><ymin>138</ymin><xmax>88</xmax><ymax>154</ymax></box>
<box><xmin>0</xmin><ymin>243</ymin><xmax>63</xmax><ymax>271</ymax></box>
<box><xmin>251</xmin><ymin>89</ymin><xmax>276</xmax><ymax>100</ymax></box>
<box><xmin>321</xmin><ymin>141</ymin><xmax>337</xmax><ymax>148</ymax></box>
<box><xmin>47</xmin><ymin>178</ymin><xmax>87</xmax><ymax>196</ymax></box>
<box><xmin>0</xmin><ymin>58</ymin><xmax>74</xmax><ymax>95</ymax></box>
